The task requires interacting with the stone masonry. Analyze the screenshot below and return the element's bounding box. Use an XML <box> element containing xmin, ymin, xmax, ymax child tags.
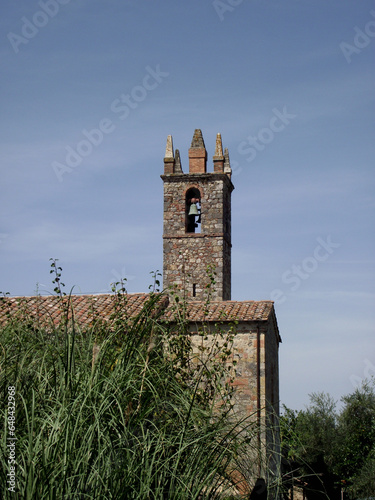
<box><xmin>161</xmin><ymin>130</ymin><xmax>282</xmax><ymax>490</ymax></box>
<box><xmin>161</xmin><ymin>130</ymin><xmax>234</xmax><ymax>301</ymax></box>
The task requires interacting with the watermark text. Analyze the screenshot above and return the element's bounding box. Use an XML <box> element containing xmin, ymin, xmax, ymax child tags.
<box><xmin>271</xmin><ymin>235</ymin><xmax>340</xmax><ymax>304</ymax></box>
<box><xmin>7</xmin><ymin>386</ymin><xmax>17</xmax><ymax>493</ymax></box>
<box><xmin>213</xmin><ymin>0</ymin><xmax>244</xmax><ymax>22</ymax></box>
<box><xmin>52</xmin><ymin>65</ymin><xmax>169</xmax><ymax>182</ymax></box>
<box><xmin>237</xmin><ymin>106</ymin><xmax>296</xmax><ymax>164</ymax></box>
<box><xmin>340</xmin><ymin>10</ymin><xmax>375</xmax><ymax>63</ymax></box>
<box><xmin>7</xmin><ymin>0</ymin><xmax>73</xmax><ymax>54</ymax></box>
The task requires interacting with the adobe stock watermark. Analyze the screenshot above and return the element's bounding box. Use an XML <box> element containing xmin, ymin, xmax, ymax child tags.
<box><xmin>109</xmin><ymin>266</ymin><xmax>136</xmax><ymax>291</ymax></box>
<box><xmin>237</xmin><ymin>106</ymin><xmax>296</xmax><ymax>164</ymax></box>
<box><xmin>98</xmin><ymin>266</ymin><xmax>136</xmax><ymax>294</ymax></box>
<box><xmin>7</xmin><ymin>0</ymin><xmax>72</xmax><ymax>54</ymax></box>
<box><xmin>340</xmin><ymin>10</ymin><xmax>375</xmax><ymax>63</ymax></box>
<box><xmin>52</xmin><ymin>65</ymin><xmax>169</xmax><ymax>182</ymax></box>
<box><xmin>270</xmin><ymin>235</ymin><xmax>340</xmax><ymax>305</ymax></box>
<box><xmin>229</xmin><ymin>159</ymin><xmax>242</xmax><ymax>177</ymax></box>
<box><xmin>350</xmin><ymin>359</ymin><xmax>375</xmax><ymax>389</ymax></box>
<box><xmin>213</xmin><ymin>0</ymin><xmax>244</xmax><ymax>22</ymax></box>
<box><xmin>7</xmin><ymin>386</ymin><xmax>17</xmax><ymax>493</ymax></box>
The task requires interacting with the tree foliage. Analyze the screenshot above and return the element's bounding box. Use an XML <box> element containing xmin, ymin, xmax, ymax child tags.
<box><xmin>280</xmin><ymin>380</ymin><xmax>375</xmax><ymax>499</ymax></box>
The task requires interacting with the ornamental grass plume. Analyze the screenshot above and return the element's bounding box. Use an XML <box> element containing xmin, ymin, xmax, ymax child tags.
<box><xmin>0</xmin><ymin>265</ymin><xmax>261</xmax><ymax>499</ymax></box>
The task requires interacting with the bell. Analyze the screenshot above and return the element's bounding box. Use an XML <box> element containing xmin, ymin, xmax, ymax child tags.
<box><xmin>188</xmin><ymin>203</ymin><xmax>199</xmax><ymax>216</ymax></box>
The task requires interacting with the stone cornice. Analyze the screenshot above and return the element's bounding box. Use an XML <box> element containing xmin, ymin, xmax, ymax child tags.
<box><xmin>161</xmin><ymin>173</ymin><xmax>234</xmax><ymax>192</ymax></box>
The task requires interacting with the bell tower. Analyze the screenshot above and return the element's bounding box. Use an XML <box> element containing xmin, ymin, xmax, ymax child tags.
<box><xmin>161</xmin><ymin>129</ymin><xmax>234</xmax><ymax>301</ymax></box>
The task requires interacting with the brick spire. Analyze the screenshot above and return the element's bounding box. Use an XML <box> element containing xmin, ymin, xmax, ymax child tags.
<box><xmin>189</xmin><ymin>129</ymin><xmax>207</xmax><ymax>173</ymax></box>
<box><xmin>213</xmin><ymin>133</ymin><xmax>224</xmax><ymax>173</ymax></box>
<box><xmin>165</xmin><ymin>135</ymin><xmax>173</xmax><ymax>157</ymax></box>
<box><xmin>164</xmin><ymin>135</ymin><xmax>175</xmax><ymax>174</ymax></box>
<box><xmin>190</xmin><ymin>129</ymin><xmax>206</xmax><ymax>148</ymax></box>
<box><xmin>174</xmin><ymin>148</ymin><xmax>182</xmax><ymax>173</ymax></box>
<box><xmin>224</xmin><ymin>147</ymin><xmax>232</xmax><ymax>178</ymax></box>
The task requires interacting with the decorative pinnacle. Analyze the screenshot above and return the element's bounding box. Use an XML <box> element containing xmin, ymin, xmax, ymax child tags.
<box><xmin>213</xmin><ymin>133</ymin><xmax>224</xmax><ymax>159</ymax></box>
<box><xmin>174</xmin><ymin>149</ymin><xmax>182</xmax><ymax>173</ymax></box>
<box><xmin>165</xmin><ymin>135</ymin><xmax>174</xmax><ymax>158</ymax></box>
<box><xmin>224</xmin><ymin>147</ymin><xmax>232</xmax><ymax>174</ymax></box>
<box><xmin>190</xmin><ymin>129</ymin><xmax>206</xmax><ymax>149</ymax></box>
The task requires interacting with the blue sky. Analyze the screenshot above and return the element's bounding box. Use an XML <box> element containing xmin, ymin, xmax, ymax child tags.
<box><xmin>1</xmin><ymin>0</ymin><xmax>374</xmax><ymax>410</ymax></box>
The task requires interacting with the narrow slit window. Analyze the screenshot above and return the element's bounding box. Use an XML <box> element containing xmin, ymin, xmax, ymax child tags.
<box><xmin>193</xmin><ymin>284</ymin><xmax>197</xmax><ymax>297</ymax></box>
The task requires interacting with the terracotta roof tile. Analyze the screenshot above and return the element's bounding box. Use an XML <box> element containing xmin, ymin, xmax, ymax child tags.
<box><xmin>0</xmin><ymin>294</ymin><xmax>150</xmax><ymax>328</ymax></box>
<box><xmin>163</xmin><ymin>300</ymin><xmax>274</xmax><ymax>322</ymax></box>
<box><xmin>0</xmin><ymin>294</ymin><xmax>275</xmax><ymax>328</ymax></box>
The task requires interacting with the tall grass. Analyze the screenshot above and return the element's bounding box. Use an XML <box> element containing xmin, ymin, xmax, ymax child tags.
<box><xmin>0</xmin><ymin>291</ymin><xmax>257</xmax><ymax>499</ymax></box>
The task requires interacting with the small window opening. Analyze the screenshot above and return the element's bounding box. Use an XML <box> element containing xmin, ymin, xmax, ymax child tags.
<box><xmin>186</xmin><ymin>188</ymin><xmax>201</xmax><ymax>233</ymax></box>
<box><xmin>192</xmin><ymin>283</ymin><xmax>197</xmax><ymax>297</ymax></box>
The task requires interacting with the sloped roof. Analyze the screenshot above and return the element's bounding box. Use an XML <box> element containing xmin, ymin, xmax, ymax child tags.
<box><xmin>164</xmin><ymin>299</ymin><xmax>275</xmax><ymax>322</ymax></box>
<box><xmin>0</xmin><ymin>293</ymin><xmax>277</xmax><ymax>330</ymax></box>
<box><xmin>0</xmin><ymin>294</ymin><xmax>150</xmax><ymax>328</ymax></box>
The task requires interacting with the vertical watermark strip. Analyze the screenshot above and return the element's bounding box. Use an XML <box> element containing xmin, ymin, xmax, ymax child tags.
<box><xmin>7</xmin><ymin>386</ymin><xmax>17</xmax><ymax>493</ymax></box>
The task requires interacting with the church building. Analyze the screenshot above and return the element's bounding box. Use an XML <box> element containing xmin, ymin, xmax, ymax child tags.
<box><xmin>161</xmin><ymin>129</ymin><xmax>281</xmax><ymax>485</ymax></box>
<box><xmin>0</xmin><ymin>129</ymin><xmax>281</xmax><ymax>492</ymax></box>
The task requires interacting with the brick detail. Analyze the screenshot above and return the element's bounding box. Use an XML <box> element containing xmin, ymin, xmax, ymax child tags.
<box><xmin>164</xmin><ymin>157</ymin><xmax>175</xmax><ymax>174</ymax></box>
<box><xmin>188</xmin><ymin>148</ymin><xmax>207</xmax><ymax>173</ymax></box>
<box><xmin>213</xmin><ymin>132</ymin><xmax>224</xmax><ymax>173</ymax></box>
<box><xmin>213</xmin><ymin>159</ymin><xmax>224</xmax><ymax>172</ymax></box>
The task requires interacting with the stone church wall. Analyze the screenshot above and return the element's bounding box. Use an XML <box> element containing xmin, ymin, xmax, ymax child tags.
<box><xmin>187</xmin><ymin>318</ymin><xmax>280</xmax><ymax>478</ymax></box>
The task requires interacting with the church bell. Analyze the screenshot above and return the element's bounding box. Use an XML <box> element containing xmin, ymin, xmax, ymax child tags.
<box><xmin>188</xmin><ymin>203</ymin><xmax>199</xmax><ymax>216</ymax></box>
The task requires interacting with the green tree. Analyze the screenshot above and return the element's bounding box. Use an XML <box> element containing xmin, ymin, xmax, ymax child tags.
<box><xmin>335</xmin><ymin>379</ymin><xmax>375</xmax><ymax>499</ymax></box>
<box><xmin>280</xmin><ymin>393</ymin><xmax>340</xmax><ymax>499</ymax></box>
<box><xmin>281</xmin><ymin>381</ymin><xmax>375</xmax><ymax>500</ymax></box>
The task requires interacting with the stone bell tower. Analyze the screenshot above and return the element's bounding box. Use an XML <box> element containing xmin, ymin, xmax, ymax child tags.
<box><xmin>161</xmin><ymin>129</ymin><xmax>234</xmax><ymax>301</ymax></box>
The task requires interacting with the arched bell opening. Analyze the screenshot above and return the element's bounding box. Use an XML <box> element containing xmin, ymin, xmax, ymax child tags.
<box><xmin>186</xmin><ymin>187</ymin><xmax>201</xmax><ymax>233</ymax></box>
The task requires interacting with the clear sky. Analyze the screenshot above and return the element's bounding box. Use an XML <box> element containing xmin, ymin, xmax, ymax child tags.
<box><xmin>1</xmin><ymin>0</ymin><xmax>374</xmax><ymax>411</ymax></box>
